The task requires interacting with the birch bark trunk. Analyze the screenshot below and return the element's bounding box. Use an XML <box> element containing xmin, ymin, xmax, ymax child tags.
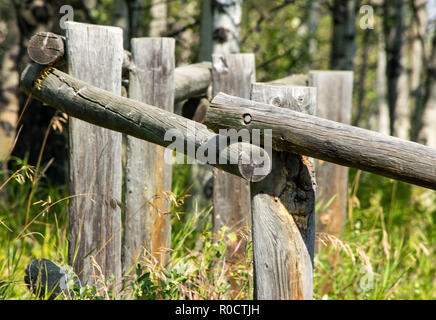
<box><xmin>212</xmin><ymin>0</ymin><xmax>242</xmax><ymax>54</ymax></box>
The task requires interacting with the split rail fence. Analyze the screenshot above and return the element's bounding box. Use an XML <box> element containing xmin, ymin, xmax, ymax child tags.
<box><xmin>20</xmin><ymin>22</ymin><xmax>436</xmax><ymax>300</ymax></box>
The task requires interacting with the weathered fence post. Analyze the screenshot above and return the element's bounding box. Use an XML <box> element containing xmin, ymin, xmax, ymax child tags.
<box><xmin>124</xmin><ymin>38</ymin><xmax>175</xmax><ymax>269</ymax></box>
<box><xmin>211</xmin><ymin>53</ymin><xmax>255</xmax><ymax>238</ymax></box>
<box><xmin>250</xmin><ymin>84</ymin><xmax>317</xmax><ymax>300</ymax></box>
<box><xmin>65</xmin><ymin>22</ymin><xmax>123</xmax><ymax>290</ymax></box>
<box><xmin>308</xmin><ymin>71</ymin><xmax>353</xmax><ymax>236</ymax></box>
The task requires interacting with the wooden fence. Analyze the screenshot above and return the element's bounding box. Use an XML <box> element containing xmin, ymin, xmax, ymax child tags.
<box><xmin>21</xmin><ymin>23</ymin><xmax>436</xmax><ymax>299</ymax></box>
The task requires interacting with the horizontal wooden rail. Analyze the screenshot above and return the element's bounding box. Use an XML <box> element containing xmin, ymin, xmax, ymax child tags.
<box><xmin>27</xmin><ymin>32</ymin><xmax>211</xmax><ymax>104</ymax></box>
<box><xmin>20</xmin><ymin>64</ymin><xmax>271</xmax><ymax>182</ymax></box>
<box><xmin>173</xmin><ymin>62</ymin><xmax>211</xmax><ymax>103</ymax></box>
<box><xmin>206</xmin><ymin>92</ymin><xmax>436</xmax><ymax>190</ymax></box>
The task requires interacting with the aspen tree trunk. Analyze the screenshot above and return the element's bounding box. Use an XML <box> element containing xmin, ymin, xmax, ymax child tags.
<box><xmin>376</xmin><ymin>32</ymin><xmax>390</xmax><ymax>136</ymax></box>
<box><xmin>410</xmin><ymin>0</ymin><xmax>429</xmax><ymax>142</ymax></box>
<box><xmin>0</xmin><ymin>1</ymin><xmax>20</xmax><ymax>169</ymax></box>
<box><xmin>150</xmin><ymin>0</ymin><xmax>167</xmax><ymax>37</ymax></box>
<box><xmin>394</xmin><ymin>8</ymin><xmax>412</xmax><ymax>141</ymax></box>
<box><xmin>212</xmin><ymin>0</ymin><xmax>242</xmax><ymax>54</ymax></box>
<box><xmin>353</xmin><ymin>30</ymin><xmax>371</xmax><ymax>127</ymax></box>
<box><xmin>128</xmin><ymin>0</ymin><xmax>148</xmax><ymax>38</ymax></box>
<box><xmin>308</xmin><ymin>0</ymin><xmax>320</xmax><ymax>58</ymax></box>
<box><xmin>419</xmin><ymin>33</ymin><xmax>436</xmax><ymax>148</ymax></box>
<box><xmin>410</xmin><ymin>0</ymin><xmax>427</xmax><ymax>122</ymax></box>
<box><xmin>177</xmin><ymin>1</ymin><xmax>197</xmax><ymax>63</ymax></box>
<box><xmin>330</xmin><ymin>0</ymin><xmax>356</xmax><ymax>70</ymax></box>
<box><xmin>1</xmin><ymin>0</ymin><xmax>62</xmax><ymax>174</ymax></box>
<box><xmin>199</xmin><ymin>0</ymin><xmax>213</xmax><ymax>61</ymax></box>
<box><xmin>298</xmin><ymin>0</ymin><xmax>320</xmax><ymax>61</ymax></box>
<box><xmin>384</xmin><ymin>0</ymin><xmax>406</xmax><ymax>136</ymax></box>
<box><xmin>113</xmin><ymin>0</ymin><xmax>130</xmax><ymax>49</ymax></box>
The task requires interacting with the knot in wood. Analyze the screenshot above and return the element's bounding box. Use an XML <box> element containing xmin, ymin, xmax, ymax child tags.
<box><xmin>110</xmin><ymin>199</ymin><xmax>117</xmax><ymax>209</ymax></box>
<box><xmin>270</xmin><ymin>95</ymin><xmax>283</xmax><ymax>107</ymax></box>
<box><xmin>243</xmin><ymin>113</ymin><xmax>252</xmax><ymax>124</ymax></box>
<box><xmin>297</xmin><ymin>95</ymin><xmax>305</xmax><ymax>105</ymax></box>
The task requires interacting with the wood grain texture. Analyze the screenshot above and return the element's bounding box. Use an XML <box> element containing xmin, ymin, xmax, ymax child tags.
<box><xmin>250</xmin><ymin>83</ymin><xmax>316</xmax><ymax>300</ymax></box>
<box><xmin>27</xmin><ymin>32</ymin><xmax>64</xmax><ymax>65</ymax></box>
<box><xmin>206</xmin><ymin>93</ymin><xmax>436</xmax><ymax>190</ymax></box>
<box><xmin>212</xmin><ymin>54</ymin><xmax>255</xmax><ymax>235</ymax></box>
<box><xmin>65</xmin><ymin>22</ymin><xmax>123</xmax><ymax>291</ymax></box>
<box><xmin>309</xmin><ymin>71</ymin><xmax>353</xmax><ymax>236</ymax></box>
<box><xmin>174</xmin><ymin>62</ymin><xmax>212</xmax><ymax>103</ymax></box>
<box><xmin>125</xmin><ymin>38</ymin><xmax>175</xmax><ymax>269</ymax></box>
<box><xmin>20</xmin><ymin>64</ymin><xmax>271</xmax><ymax>181</ymax></box>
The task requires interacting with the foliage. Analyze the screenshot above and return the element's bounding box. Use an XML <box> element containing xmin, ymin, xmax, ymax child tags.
<box><xmin>0</xmin><ymin>157</ymin><xmax>434</xmax><ymax>300</ymax></box>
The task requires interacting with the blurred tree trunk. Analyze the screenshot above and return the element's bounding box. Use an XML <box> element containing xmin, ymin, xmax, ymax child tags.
<box><xmin>353</xmin><ymin>29</ymin><xmax>371</xmax><ymax>127</ymax></box>
<box><xmin>0</xmin><ymin>1</ymin><xmax>20</xmax><ymax>167</ymax></box>
<box><xmin>0</xmin><ymin>0</ymin><xmax>20</xmax><ymax>199</ymax></box>
<box><xmin>175</xmin><ymin>1</ymin><xmax>197</xmax><ymax>63</ymax></box>
<box><xmin>199</xmin><ymin>0</ymin><xmax>213</xmax><ymax>61</ymax></box>
<box><xmin>376</xmin><ymin>32</ymin><xmax>390</xmax><ymax>135</ymax></box>
<box><xmin>81</xmin><ymin>0</ymin><xmax>98</xmax><ymax>23</ymax></box>
<box><xmin>410</xmin><ymin>0</ymin><xmax>430</xmax><ymax>142</ymax></box>
<box><xmin>308</xmin><ymin>0</ymin><xmax>320</xmax><ymax>59</ymax></box>
<box><xmin>418</xmin><ymin>32</ymin><xmax>436</xmax><ymax>148</ymax></box>
<box><xmin>394</xmin><ymin>34</ymin><xmax>411</xmax><ymax>140</ymax></box>
<box><xmin>128</xmin><ymin>0</ymin><xmax>148</xmax><ymax>38</ymax></box>
<box><xmin>10</xmin><ymin>1</ymin><xmax>97</xmax><ymax>185</ymax></box>
<box><xmin>329</xmin><ymin>0</ymin><xmax>356</xmax><ymax>70</ymax></box>
<box><xmin>113</xmin><ymin>0</ymin><xmax>130</xmax><ymax>49</ymax></box>
<box><xmin>149</xmin><ymin>0</ymin><xmax>167</xmax><ymax>37</ymax></box>
<box><xmin>212</xmin><ymin>0</ymin><xmax>242</xmax><ymax>54</ymax></box>
<box><xmin>11</xmin><ymin>0</ymin><xmax>67</xmax><ymax>184</ymax></box>
<box><xmin>383</xmin><ymin>0</ymin><xmax>406</xmax><ymax>136</ymax></box>
<box><xmin>297</xmin><ymin>0</ymin><xmax>320</xmax><ymax>67</ymax></box>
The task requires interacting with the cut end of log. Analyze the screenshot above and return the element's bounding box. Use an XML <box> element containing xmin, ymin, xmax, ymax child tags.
<box><xmin>236</xmin><ymin>143</ymin><xmax>272</xmax><ymax>182</ymax></box>
<box><xmin>27</xmin><ymin>32</ymin><xmax>65</xmax><ymax>65</ymax></box>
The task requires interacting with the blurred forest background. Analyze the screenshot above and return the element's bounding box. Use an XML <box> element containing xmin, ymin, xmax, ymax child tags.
<box><xmin>0</xmin><ymin>0</ymin><xmax>435</xmax><ymax>299</ymax></box>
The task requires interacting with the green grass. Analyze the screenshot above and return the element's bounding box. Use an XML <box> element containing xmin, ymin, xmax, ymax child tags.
<box><xmin>314</xmin><ymin>169</ymin><xmax>435</xmax><ymax>300</ymax></box>
<box><xmin>0</xmin><ymin>157</ymin><xmax>434</xmax><ymax>300</ymax></box>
